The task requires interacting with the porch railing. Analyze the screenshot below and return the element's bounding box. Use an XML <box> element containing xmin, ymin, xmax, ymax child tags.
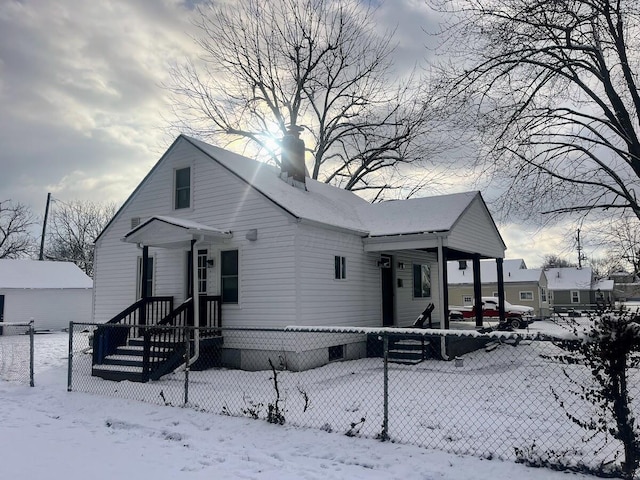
<box><xmin>93</xmin><ymin>297</ymin><xmax>173</xmax><ymax>364</ymax></box>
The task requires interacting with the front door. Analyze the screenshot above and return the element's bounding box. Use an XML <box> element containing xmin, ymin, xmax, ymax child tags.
<box><xmin>380</xmin><ymin>255</ymin><xmax>394</xmax><ymax>326</ymax></box>
<box><xmin>0</xmin><ymin>295</ymin><xmax>4</xmax><ymax>335</ymax></box>
<box><xmin>186</xmin><ymin>249</ymin><xmax>208</xmax><ymax>297</ymax></box>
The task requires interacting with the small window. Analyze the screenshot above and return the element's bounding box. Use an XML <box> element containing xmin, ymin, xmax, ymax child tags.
<box><xmin>458</xmin><ymin>260</ymin><xmax>467</xmax><ymax>270</ymax></box>
<box><xmin>540</xmin><ymin>287</ymin><xmax>547</xmax><ymax>302</ymax></box>
<box><xmin>334</xmin><ymin>256</ymin><xmax>346</xmax><ymax>280</ymax></box>
<box><xmin>520</xmin><ymin>291</ymin><xmax>533</xmax><ymax>301</ymax></box>
<box><xmin>571</xmin><ymin>290</ymin><xmax>580</xmax><ymax>304</ymax></box>
<box><xmin>328</xmin><ymin>345</ymin><xmax>344</xmax><ymax>361</ymax></box>
<box><xmin>413</xmin><ymin>264</ymin><xmax>431</xmax><ymax>298</ymax></box>
<box><xmin>492</xmin><ymin>291</ymin><xmax>499</xmax><ymax>297</ymax></box>
<box><xmin>462</xmin><ymin>295</ymin><xmax>473</xmax><ymax>306</ymax></box>
<box><xmin>221</xmin><ymin>250</ymin><xmax>239</xmax><ymax>303</ymax></box>
<box><xmin>175</xmin><ymin>167</ymin><xmax>191</xmax><ymax>209</ymax></box>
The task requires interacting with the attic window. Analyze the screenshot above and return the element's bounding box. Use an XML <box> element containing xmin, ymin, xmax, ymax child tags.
<box><xmin>458</xmin><ymin>260</ymin><xmax>467</xmax><ymax>270</ymax></box>
<box><xmin>174</xmin><ymin>167</ymin><xmax>191</xmax><ymax>209</ymax></box>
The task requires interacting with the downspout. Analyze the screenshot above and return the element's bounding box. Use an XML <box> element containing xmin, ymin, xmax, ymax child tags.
<box><xmin>188</xmin><ymin>238</ymin><xmax>201</xmax><ymax>367</ymax></box>
<box><xmin>437</xmin><ymin>235</ymin><xmax>449</xmax><ymax>360</ymax></box>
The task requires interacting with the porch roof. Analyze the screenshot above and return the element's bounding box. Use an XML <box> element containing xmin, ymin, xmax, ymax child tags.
<box><xmin>122</xmin><ymin>216</ymin><xmax>232</xmax><ymax>249</ymax></box>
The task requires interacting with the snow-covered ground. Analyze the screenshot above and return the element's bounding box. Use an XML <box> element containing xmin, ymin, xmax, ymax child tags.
<box><xmin>0</xmin><ymin>326</ymin><xmax>635</xmax><ymax>479</ymax></box>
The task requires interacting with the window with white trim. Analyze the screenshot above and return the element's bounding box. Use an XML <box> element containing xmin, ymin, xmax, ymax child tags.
<box><xmin>540</xmin><ymin>287</ymin><xmax>547</xmax><ymax>302</ymax></box>
<box><xmin>519</xmin><ymin>291</ymin><xmax>533</xmax><ymax>301</ymax></box>
<box><xmin>571</xmin><ymin>290</ymin><xmax>580</xmax><ymax>304</ymax></box>
<box><xmin>334</xmin><ymin>256</ymin><xmax>346</xmax><ymax>280</ymax></box>
<box><xmin>174</xmin><ymin>167</ymin><xmax>191</xmax><ymax>209</ymax></box>
<box><xmin>221</xmin><ymin>249</ymin><xmax>239</xmax><ymax>303</ymax></box>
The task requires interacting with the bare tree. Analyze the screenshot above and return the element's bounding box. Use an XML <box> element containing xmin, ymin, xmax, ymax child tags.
<box><xmin>0</xmin><ymin>200</ymin><xmax>36</xmax><ymax>259</ymax></box>
<box><xmin>539</xmin><ymin>254</ymin><xmax>576</xmax><ymax>270</ymax></box>
<box><xmin>430</xmin><ymin>0</ymin><xmax>640</xmax><ymax>222</ymax></box>
<box><xmin>46</xmin><ymin>200</ymin><xmax>117</xmax><ymax>277</ymax></box>
<box><xmin>589</xmin><ymin>215</ymin><xmax>640</xmax><ymax>276</ymax></box>
<box><xmin>167</xmin><ymin>0</ymin><xmax>441</xmax><ymax>200</ymax></box>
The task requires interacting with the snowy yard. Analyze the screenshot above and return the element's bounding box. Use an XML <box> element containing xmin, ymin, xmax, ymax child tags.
<box><xmin>1</xmin><ymin>322</ymin><xmax>638</xmax><ymax>479</ymax></box>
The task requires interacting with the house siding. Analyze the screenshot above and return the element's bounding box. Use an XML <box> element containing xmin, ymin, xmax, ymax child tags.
<box><xmin>297</xmin><ymin>223</ymin><xmax>379</xmax><ymax>328</ymax></box>
<box><xmin>93</xmin><ymin>138</ymin><xmax>298</xmax><ymax>326</ymax></box>
<box><xmin>0</xmin><ymin>288</ymin><xmax>92</xmax><ymax>333</ymax></box>
<box><xmin>447</xmin><ymin>198</ymin><xmax>504</xmax><ymax>258</ymax></box>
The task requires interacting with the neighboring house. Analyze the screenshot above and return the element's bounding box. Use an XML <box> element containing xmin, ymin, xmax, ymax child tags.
<box><xmin>0</xmin><ymin>259</ymin><xmax>93</xmax><ymax>334</ymax></box>
<box><xmin>92</xmin><ymin>133</ymin><xmax>506</xmax><ymax>373</ymax></box>
<box><xmin>545</xmin><ymin>267</ymin><xmax>614</xmax><ymax>311</ymax></box>
<box><xmin>447</xmin><ymin>259</ymin><xmax>550</xmax><ymax>318</ymax></box>
<box><xmin>608</xmin><ymin>271</ymin><xmax>640</xmax><ymax>301</ymax></box>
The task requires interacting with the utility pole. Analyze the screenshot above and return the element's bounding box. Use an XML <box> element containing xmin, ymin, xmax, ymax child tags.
<box><xmin>576</xmin><ymin>228</ymin><xmax>587</xmax><ymax>269</ymax></box>
<box><xmin>39</xmin><ymin>192</ymin><xmax>51</xmax><ymax>261</ymax></box>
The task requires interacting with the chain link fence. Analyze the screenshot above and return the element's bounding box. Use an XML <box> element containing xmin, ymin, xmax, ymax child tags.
<box><xmin>0</xmin><ymin>322</ymin><xmax>34</xmax><ymax>386</ymax></box>
<box><xmin>68</xmin><ymin>322</ymin><xmax>639</xmax><ymax>476</ymax></box>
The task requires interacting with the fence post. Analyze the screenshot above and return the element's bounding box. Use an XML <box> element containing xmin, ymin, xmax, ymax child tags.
<box><xmin>29</xmin><ymin>320</ymin><xmax>34</xmax><ymax>387</ymax></box>
<box><xmin>184</xmin><ymin>326</ymin><xmax>190</xmax><ymax>406</ymax></box>
<box><xmin>381</xmin><ymin>333</ymin><xmax>389</xmax><ymax>441</ymax></box>
<box><xmin>67</xmin><ymin>322</ymin><xmax>74</xmax><ymax>392</ymax></box>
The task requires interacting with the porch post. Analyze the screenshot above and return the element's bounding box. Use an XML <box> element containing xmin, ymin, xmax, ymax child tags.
<box><xmin>496</xmin><ymin>258</ymin><xmax>505</xmax><ymax>324</ymax></box>
<box><xmin>140</xmin><ymin>245</ymin><xmax>149</xmax><ymax>327</ymax></box>
<box><xmin>437</xmin><ymin>236</ymin><xmax>448</xmax><ymax>329</ymax></box>
<box><xmin>472</xmin><ymin>254</ymin><xmax>482</xmax><ymax>327</ymax></box>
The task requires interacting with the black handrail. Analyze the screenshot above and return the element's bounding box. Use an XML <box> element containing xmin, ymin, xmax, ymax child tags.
<box><xmin>93</xmin><ymin>297</ymin><xmax>173</xmax><ymax>365</ymax></box>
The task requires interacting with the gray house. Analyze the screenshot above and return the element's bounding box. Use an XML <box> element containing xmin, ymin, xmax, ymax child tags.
<box><xmin>546</xmin><ymin>267</ymin><xmax>613</xmax><ymax>312</ymax></box>
<box><xmin>92</xmin><ymin>133</ymin><xmax>506</xmax><ymax>375</ymax></box>
<box><xmin>448</xmin><ymin>259</ymin><xmax>550</xmax><ymax>318</ymax></box>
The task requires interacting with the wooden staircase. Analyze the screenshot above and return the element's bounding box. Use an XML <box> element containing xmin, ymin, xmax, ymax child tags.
<box><xmin>91</xmin><ymin>296</ymin><xmax>222</xmax><ymax>382</ymax></box>
<box><xmin>387</xmin><ymin>336</ymin><xmax>432</xmax><ymax>365</ymax></box>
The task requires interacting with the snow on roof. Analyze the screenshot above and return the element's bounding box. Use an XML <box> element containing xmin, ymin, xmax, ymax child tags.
<box><xmin>361</xmin><ymin>192</ymin><xmax>480</xmax><ymax>236</ymax></box>
<box><xmin>0</xmin><ymin>260</ymin><xmax>93</xmax><ymax>289</ymax></box>
<box><xmin>545</xmin><ymin>267</ymin><xmax>593</xmax><ymax>291</ymax></box>
<box><xmin>447</xmin><ymin>259</ymin><xmax>541</xmax><ymax>284</ymax></box>
<box><xmin>593</xmin><ymin>278</ymin><xmax>614</xmax><ymax>291</ymax></box>
<box><xmin>185</xmin><ymin>136</ymin><xmax>481</xmax><ymax>236</ymax></box>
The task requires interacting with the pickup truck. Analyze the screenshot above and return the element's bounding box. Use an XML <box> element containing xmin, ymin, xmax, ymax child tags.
<box><xmin>449</xmin><ymin>297</ymin><xmax>535</xmax><ymax>329</ymax></box>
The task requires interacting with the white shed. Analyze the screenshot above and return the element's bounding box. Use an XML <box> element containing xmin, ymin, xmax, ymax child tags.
<box><xmin>0</xmin><ymin>260</ymin><xmax>93</xmax><ymax>334</ymax></box>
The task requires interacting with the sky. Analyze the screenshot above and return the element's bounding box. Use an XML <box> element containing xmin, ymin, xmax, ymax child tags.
<box><xmin>0</xmin><ymin>0</ymin><xmax>581</xmax><ymax>268</ymax></box>
<box><xmin>0</xmin><ymin>332</ymin><xmax>606</xmax><ymax>480</ymax></box>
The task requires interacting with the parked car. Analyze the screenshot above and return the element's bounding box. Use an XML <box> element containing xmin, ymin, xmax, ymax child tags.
<box><xmin>449</xmin><ymin>297</ymin><xmax>534</xmax><ymax>329</ymax></box>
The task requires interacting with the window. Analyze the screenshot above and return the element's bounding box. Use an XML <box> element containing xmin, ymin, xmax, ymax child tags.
<box><xmin>571</xmin><ymin>290</ymin><xmax>580</xmax><ymax>304</ymax></box>
<box><xmin>137</xmin><ymin>256</ymin><xmax>154</xmax><ymax>298</ymax></box>
<box><xmin>462</xmin><ymin>295</ymin><xmax>473</xmax><ymax>306</ymax></box>
<box><xmin>334</xmin><ymin>256</ymin><xmax>346</xmax><ymax>280</ymax></box>
<box><xmin>174</xmin><ymin>167</ymin><xmax>191</xmax><ymax>209</ymax></box>
<box><xmin>221</xmin><ymin>250</ymin><xmax>239</xmax><ymax>303</ymax></box>
<box><xmin>328</xmin><ymin>345</ymin><xmax>345</xmax><ymax>361</ymax></box>
<box><xmin>413</xmin><ymin>264</ymin><xmax>431</xmax><ymax>298</ymax></box>
<box><xmin>519</xmin><ymin>291</ymin><xmax>533</xmax><ymax>301</ymax></box>
<box><xmin>492</xmin><ymin>291</ymin><xmax>499</xmax><ymax>297</ymax></box>
<box><xmin>540</xmin><ymin>287</ymin><xmax>547</xmax><ymax>302</ymax></box>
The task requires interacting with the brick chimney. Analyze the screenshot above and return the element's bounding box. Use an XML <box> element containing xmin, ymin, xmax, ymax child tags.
<box><xmin>281</xmin><ymin>125</ymin><xmax>306</xmax><ymax>186</ymax></box>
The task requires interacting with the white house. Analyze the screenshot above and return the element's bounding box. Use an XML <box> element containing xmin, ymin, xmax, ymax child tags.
<box><xmin>0</xmin><ymin>259</ymin><xmax>93</xmax><ymax>334</ymax></box>
<box><xmin>92</xmin><ymin>133</ymin><xmax>507</xmax><ymax>374</ymax></box>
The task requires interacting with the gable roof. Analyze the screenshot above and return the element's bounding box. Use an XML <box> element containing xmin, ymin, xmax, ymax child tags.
<box><xmin>185</xmin><ymin>136</ymin><xmax>494</xmax><ymax>238</ymax></box>
<box><xmin>98</xmin><ymin>135</ymin><xmax>505</xmax><ymax>254</ymax></box>
<box><xmin>447</xmin><ymin>258</ymin><xmax>541</xmax><ymax>284</ymax></box>
<box><xmin>0</xmin><ymin>260</ymin><xmax>93</xmax><ymax>289</ymax></box>
<box><xmin>546</xmin><ymin>267</ymin><xmax>593</xmax><ymax>291</ymax></box>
